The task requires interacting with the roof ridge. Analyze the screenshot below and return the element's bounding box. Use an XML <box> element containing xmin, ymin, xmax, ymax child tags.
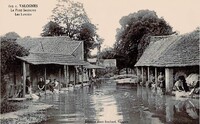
<box><xmin>151</xmin><ymin>33</ymin><xmax>178</xmax><ymax>38</ymax></box>
<box><xmin>21</xmin><ymin>36</ymin><xmax>71</xmax><ymax>39</ymax></box>
<box><xmin>30</xmin><ymin>52</ymin><xmax>72</xmax><ymax>56</ymax></box>
<box><xmin>150</xmin><ymin>33</ymin><xmax>178</xmax><ymax>44</ymax></box>
<box><xmin>22</xmin><ymin>36</ymin><xmax>83</xmax><ymax>42</ymax></box>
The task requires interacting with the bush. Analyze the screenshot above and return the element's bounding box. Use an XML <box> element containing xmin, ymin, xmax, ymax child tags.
<box><xmin>1</xmin><ymin>40</ymin><xmax>29</xmax><ymax>100</ymax></box>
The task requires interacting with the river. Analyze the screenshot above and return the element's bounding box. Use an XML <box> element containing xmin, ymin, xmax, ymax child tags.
<box><xmin>38</xmin><ymin>81</ymin><xmax>199</xmax><ymax>124</ymax></box>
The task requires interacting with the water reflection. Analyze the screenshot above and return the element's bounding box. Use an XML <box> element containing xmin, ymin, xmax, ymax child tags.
<box><xmin>39</xmin><ymin>83</ymin><xmax>199</xmax><ymax>124</ymax></box>
<box><xmin>137</xmin><ymin>86</ymin><xmax>199</xmax><ymax>124</ymax></box>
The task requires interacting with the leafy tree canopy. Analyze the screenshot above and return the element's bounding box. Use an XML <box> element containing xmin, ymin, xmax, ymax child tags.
<box><xmin>114</xmin><ymin>9</ymin><xmax>173</xmax><ymax>69</ymax></box>
<box><xmin>1</xmin><ymin>32</ymin><xmax>21</xmax><ymax>41</ymax></box>
<box><xmin>1</xmin><ymin>40</ymin><xmax>29</xmax><ymax>75</ymax></box>
<box><xmin>41</xmin><ymin>21</ymin><xmax>64</xmax><ymax>36</ymax></box>
<box><xmin>41</xmin><ymin>0</ymin><xmax>102</xmax><ymax>60</ymax></box>
<box><xmin>99</xmin><ymin>47</ymin><xmax>115</xmax><ymax>59</ymax></box>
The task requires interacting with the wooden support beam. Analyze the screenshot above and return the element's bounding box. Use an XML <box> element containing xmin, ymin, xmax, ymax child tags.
<box><xmin>22</xmin><ymin>62</ymin><xmax>26</xmax><ymax>98</ymax></box>
<box><xmin>141</xmin><ymin>67</ymin><xmax>144</xmax><ymax>83</ymax></box>
<box><xmin>59</xmin><ymin>68</ymin><xmax>61</xmax><ymax>91</ymax></box>
<box><xmin>77</xmin><ymin>68</ymin><xmax>79</xmax><ymax>85</ymax></box>
<box><xmin>81</xmin><ymin>66</ymin><xmax>84</xmax><ymax>87</ymax></box>
<box><xmin>64</xmin><ymin>65</ymin><xmax>69</xmax><ymax>88</ymax></box>
<box><xmin>136</xmin><ymin>67</ymin><xmax>140</xmax><ymax>83</ymax></box>
<box><xmin>147</xmin><ymin>67</ymin><xmax>150</xmax><ymax>82</ymax></box>
<box><xmin>66</xmin><ymin>65</ymin><xmax>69</xmax><ymax>87</ymax></box>
<box><xmin>64</xmin><ymin>65</ymin><xmax>67</xmax><ymax>87</ymax></box>
<box><xmin>74</xmin><ymin>67</ymin><xmax>76</xmax><ymax>87</ymax></box>
<box><xmin>165</xmin><ymin>68</ymin><xmax>174</xmax><ymax>93</ymax></box>
<box><xmin>136</xmin><ymin>67</ymin><xmax>139</xmax><ymax>75</ymax></box>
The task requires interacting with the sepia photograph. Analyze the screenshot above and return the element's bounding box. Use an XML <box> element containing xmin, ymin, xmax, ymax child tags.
<box><xmin>0</xmin><ymin>0</ymin><xmax>199</xmax><ymax>123</ymax></box>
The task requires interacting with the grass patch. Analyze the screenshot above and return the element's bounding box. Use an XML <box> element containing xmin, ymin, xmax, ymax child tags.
<box><xmin>1</xmin><ymin>100</ymin><xmax>28</xmax><ymax>114</ymax></box>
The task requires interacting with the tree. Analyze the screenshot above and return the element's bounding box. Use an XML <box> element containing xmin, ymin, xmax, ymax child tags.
<box><xmin>41</xmin><ymin>21</ymin><xmax>64</xmax><ymax>36</ymax></box>
<box><xmin>1</xmin><ymin>40</ymin><xmax>29</xmax><ymax>98</ymax></box>
<box><xmin>99</xmin><ymin>47</ymin><xmax>115</xmax><ymax>59</ymax></box>
<box><xmin>41</xmin><ymin>0</ymin><xmax>102</xmax><ymax>60</ymax></box>
<box><xmin>51</xmin><ymin>0</ymin><xmax>91</xmax><ymax>38</ymax></box>
<box><xmin>1</xmin><ymin>32</ymin><xmax>20</xmax><ymax>41</ymax></box>
<box><xmin>77</xmin><ymin>22</ymin><xmax>99</xmax><ymax>59</ymax></box>
<box><xmin>114</xmin><ymin>10</ymin><xmax>173</xmax><ymax>69</ymax></box>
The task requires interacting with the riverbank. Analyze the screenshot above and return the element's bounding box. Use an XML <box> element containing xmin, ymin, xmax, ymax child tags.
<box><xmin>0</xmin><ymin>100</ymin><xmax>53</xmax><ymax>124</ymax></box>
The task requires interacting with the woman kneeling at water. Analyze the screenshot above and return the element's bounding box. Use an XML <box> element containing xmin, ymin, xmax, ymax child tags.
<box><xmin>173</xmin><ymin>76</ymin><xmax>189</xmax><ymax>92</ymax></box>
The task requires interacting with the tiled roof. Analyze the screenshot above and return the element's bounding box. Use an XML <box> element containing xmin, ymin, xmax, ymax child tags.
<box><xmin>16</xmin><ymin>36</ymin><xmax>81</xmax><ymax>55</ymax></box>
<box><xmin>17</xmin><ymin>53</ymin><xmax>87</xmax><ymax>65</ymax></box>
<box><xmin>16</xmin><ymin>36</ymin><xmax>85</xmax><ymax>65</ymax></box>
<box><xmin>135</xmin><ymin>30</ymin><xmax>200</xmax><ymax>67</ymax></box>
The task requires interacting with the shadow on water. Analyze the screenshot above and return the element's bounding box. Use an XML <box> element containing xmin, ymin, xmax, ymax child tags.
<box><xmin>38</xmin><ymin>82</ymin><xmax>199</xmax><ymax>124</ymax></box>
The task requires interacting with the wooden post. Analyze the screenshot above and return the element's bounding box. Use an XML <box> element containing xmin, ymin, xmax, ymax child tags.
<box><xmin>76</xmin><ymin>66</ymin><xmax>79</xmax><ymax>86</ymax></box>
<box><xmin>66</xmin><ymin>65</ymin><xmax>69</xmax><ymax>87</ymax></box>
<box><xmin>136</xmin><ymin>67</ymin><xmax>140</xmax><ymax>83</ymax></box>
<box><xmin>22</xmin><ymin>62</ymin><xmax>26</xmax><ymax>98</ymax></box>
<box><xmin>165</xmin><ymin>68</ymin><xmax>174</xmax><ymax>93</ymax></box>
<box><xmin>44</xmin><ymin>67</ymin><xmax>47</xmax><ymax>95</ymax></box>
<box><xmin>64</xmin><ymin>65</ymin><xmax>67</xmax><ymax>87</ymax></box>
<box><xmin>59</xmin><ymin>68</ymin><xmax>61</xmax><ymax>91</ymax></box>
<box><xmin>141</xmin><ymin>67</ymin><xmax>144</xmax><ymax>84</ymax></box>
<box><xmin>155</xmin><ymin>67</ymin><xmax>158</xmax><ymax>88</ymax></box>
<box><xmin>136</xmin><ymin>67</ymin><xmax>139</xmax><ymax>75</ymax></box>
<box><xmin>147</xmin><ymin>67</ymin><xmax>150</xmax><ymax>82</ymax></box>
<box><xmin>81</xmin><ymin>66</ymin><xmax>84</xmax><ymax>87</ymax></box>
<box><xmin>74</xmin><ymin>67</ymin><xmax>76</xmax><ymax>87</ymax></box>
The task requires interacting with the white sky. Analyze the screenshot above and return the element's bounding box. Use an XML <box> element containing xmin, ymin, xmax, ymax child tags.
<box><xmin>0</xmin><ymin>0</ymin><xmax>200</xmax><ymax>53</ymax></box>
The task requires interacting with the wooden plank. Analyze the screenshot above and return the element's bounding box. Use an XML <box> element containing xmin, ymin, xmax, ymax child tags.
<box><xmin>22</xmin><ymin>62</ymin><xmax>26</xmax><ymax>98</ymax></box>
